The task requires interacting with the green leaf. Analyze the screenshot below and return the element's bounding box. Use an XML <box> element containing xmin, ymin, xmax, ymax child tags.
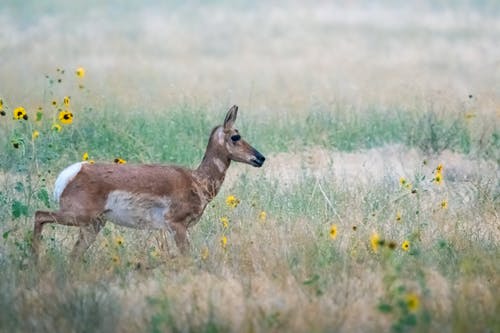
<box><xmin>402</xmin><ymin>314</ymin><xmax>417</xmax><ymax>326</ymax></box>
<box><xmin>3</xmin><ymin>230</ymin><xmax>11</xmax><ymax>240</ymax></box>
<box><xmin>36</xmin><ymin>111</ymin><xmax>43</xmax><ymax>121</ymax></box>
<box><xmin>378</xmin><ymin>303</ymin><xmax>393</xmax><ymax>313</ymax></box>
<box><xmin>37</xmin><ymin>188</ymin><xmax>51</xmax><ymax>208</ymax></box>
<box><xmin>12</xmin><ymin>200</ymin><xmax>29</xmax><ymax>219</ymax></box>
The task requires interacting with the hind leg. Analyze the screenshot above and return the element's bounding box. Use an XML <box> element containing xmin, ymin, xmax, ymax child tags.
<box><xmin>32</xmin><ymin>210</ymin><xmax>95</xmax><ymax>260</ymax></box>
<box><xmin>33</xmin><ymin>210</ymin><xmax>80</xmax><ymax>259</ymax></box>
<box><xmin>70</xmin><ymin>218</ymin><xmax>106</xmax><ymax>260</ymax></box>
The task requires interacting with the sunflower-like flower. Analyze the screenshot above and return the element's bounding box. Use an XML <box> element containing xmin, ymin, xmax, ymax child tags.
<box><xmin>371</xmin><ymin>232</ymin><xmax>381</xmax><ymax>253</ymax></box>
<box><xmin>32</xmin><ymin>130</ymin><xmax>40</xmax><ymax>140</ymax></box>
<box><xmin>225</xmin><ymin>195</ymin><xmax>240</xmax><ymax>208</ymax></box>
<box><xmin>434</xmin><ymin>172</ymin><xmax>443</xmax><ymax>185</ymax></box>
<box><xmin>405</xmin><ymin>292</ymin><xmax>420</xmax><ymax>312</ymax></box>
<box><xmin>329</xmin><ymin>224</ymin><xmax>338</xmax><ymax>240</ymax></box>
<box><xmin>401</xmin><ymin>240</ymin><xmax>410</xmax><ymax>252</ymax></box>
<box><xmin>114</xmin><ymin>158</ymin><xmax>126</xmax><ymax>164</ymax></box>
<box><xmin>76</xmin><ymin>67</ymin><xmax>85</xmax><ymax>78</ymax></box>
<box><xmin>220</xmin><ymin>235</ymin><xmax>228</xmax><ymax>249</ymax></box>
<box><xmin>396</xmin><ymin>211</ymin><xmax>402</xmax><ymax>222</ymax></box>
<box><xmin>440</xmin><ymin>199</ymin><xmax>448</xmax><ymax>209</ymax></box>
<box><xmin>58</xmin><ymin>110</ymin><xmax>73</xmax><ymax>124</ymax></box>
<box><xmin>13</xmin><ymin>107</ymin><xmax>28</xmax><ymax>120</ymax></box>
<box><xmin>115</xmin><ymin>235</ymin><xmax>125</xmax><ymax>247</ymax></box>
<box><xmin>259</xmin><ymin>211</ymin><xmax>267</xmax><ymax>221</ymax></box>
<box><xmin>220</xmin><ymin>216</ymin><xmax>229</xmax><ymax>228</ymax></box>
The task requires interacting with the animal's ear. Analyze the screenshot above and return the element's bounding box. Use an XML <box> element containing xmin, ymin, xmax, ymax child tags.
<box><xmin>224</xmin><ymin>105</ymin><xmax>238</xmax><ymax>130</ymax></box>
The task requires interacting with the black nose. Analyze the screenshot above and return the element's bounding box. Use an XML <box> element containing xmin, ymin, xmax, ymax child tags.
<box><xmin>255</xmin><ymin>151</ymin><xmax>266</xmax><ymax>163</ymax></box>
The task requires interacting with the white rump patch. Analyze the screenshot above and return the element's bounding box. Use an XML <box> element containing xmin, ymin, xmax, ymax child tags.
<box><xmin>53</xmin><ymin>162</ymin><xmax>85</xmax><ymax>203</ymax></box>
<box><xmin>104</xmin><ymin>191</ymin><xmax>172</xmax><ymax>230</ymax></box>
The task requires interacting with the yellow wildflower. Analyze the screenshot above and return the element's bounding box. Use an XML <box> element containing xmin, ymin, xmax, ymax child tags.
<box><xmin>402</xmin><ymin>240</ymin><xmax>410</xmax><ymax>252</ymax></box>
<box><xmin>399</xmin><ymin>177</ymin><xmax>407</xmax><ymax>186</ymax></box>
<box><xmin>440</xmin><ymin>199</ymin><xmax>448</xmax><ymax>209</ymax></box>
<box><xmin>51</xmin><ymin>100</ymin><xmax>58</xmax><ymax>107</ymax></box>
<box><xmin>434</xmin><ymin>172</ymin><xmax>443</xmax><ymax>185</ymax></box>
<box><xmin>220</xmin><ymin>235</ymin><xmax>228</xmax><ymax>249</ymax></box>
<box><xmin>329</xmin><ymin>224</ymin><xmax>338</xmax><ymax>240</ymax></box>
<box><xmin>405</xmin><ymin>292</ymin><xmax>420</xmax><ymax>312</ymax></box>
<box><xmin>58</xmin><ymin>110</ymin><xmax>73</xmax><ymax>124</ymax></box>
<box><xmin>258</xmin><ymin>211</ymin><xmax>267</xmax><ymax>221</ymax></box>
<box><xmin>76</xmin><ymin>67</ymin><xmax>85</xmax><ymax>78</ymax></box>
<box><xmin>114</xmin><ymin>158</ymin><xmax>126</xmax><ymax>164</ymax></box>
<box><xmin>201</xmin><ymin>247</ymin><xmax>209</xmax><ymax>260</ymax></box>
<box><xmin>396</xmin><ymin>212</ymin><xmax>402</xmax><ymax>222</ymax></box>
<box><xmin>52</xmin><ymin>123</ymin><xmax>62</xmax><ymax>132</ymax></box>
<box><xmin>115</xmin><ymin>235</ymin><xmax>125</xmax><ymax>247</ymax></box>
<box><xmin>82</xmin><ymin>152</ymin><xmax>89</xmax><ymax>161</ymax></box>
<box><xmin>32</xmin><ymin>130</ymin><xmax>40</xmax><ymax>140</ymax></box>
<box><xmin>436</xmin><ymin>163</ymin><xmax>443</xmax><ymax>173</ymax></box>
<box><xmin>63</xmin><ymin>96</ymin><xmax>71</xmax><ymax>106</ymax></box>
<box><xmin>220</xmin><ymin>216</ymin><xmax>229</xmax><ymax>228</ymax></box>
<box><xmin>370</xmin><ymin>232</ymin><xmax>381</xmax><ymax>253</ymax></box>
<box><xmin>13</xmin><ymin>106</ymin><xmax>27</xmax><ymax>120</ymax></box>
<box><xmin>225</xmin><ymin>195</ymin><xmax>240</xmax><ymax>208</ymax></box>
<box><xmin>111</xmin><ymin>254</ymin><xmax>120</xmax><ymax>264</ymax></box>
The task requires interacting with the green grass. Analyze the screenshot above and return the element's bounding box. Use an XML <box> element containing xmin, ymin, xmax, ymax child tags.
<box><xmin>2</xmin><ymin>102</ymin><xmax>496</xmax><ymax>175</ymax></box>
<box><xmin>1</xmin><ymin>101</ymin><xmax>498</xmax><ymax>332</ymax></box>
<box><xmin>1</xmin><ymin>103</ymin><xmax>498</xmax><ymax>333</ymax></box>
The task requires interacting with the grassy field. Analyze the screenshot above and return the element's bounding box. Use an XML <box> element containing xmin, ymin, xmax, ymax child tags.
<box><xmin>1</xmin><ymin>1</ymin><xmax>499</xmax><ymax>332</ymax></box>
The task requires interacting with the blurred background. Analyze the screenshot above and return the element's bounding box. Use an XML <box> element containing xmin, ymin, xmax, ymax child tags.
<box><xmin>1</xmin><ymin>0</ymin><xmax>499</xmax><ymax>116</ymax></box>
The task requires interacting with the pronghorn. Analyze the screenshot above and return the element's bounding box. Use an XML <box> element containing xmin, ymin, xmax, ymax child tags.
<box><xmin>32</xmin><ymin>105</ymin><xmax>265</xmax><ymax>259</ymax></box>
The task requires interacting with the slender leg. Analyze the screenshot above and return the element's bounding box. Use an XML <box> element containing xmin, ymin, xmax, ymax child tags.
<box><xmin>70</xmin><ymin>218</ymin><xmax>106</xmax><ymax>260</ymax></box>
<box><xmin>170</xmin><ymin>222</ymin><xmax>189</xmax><ymax>255</ymax></box>
<box><xmin>32</xmin><ymin>210</ymin><xmax>97</xmax><ymax>260</ymax></box>
<box><xmin>33</xmin><ymin>210</ymin><xmax>83</xmax><ymax>259</ymax></box>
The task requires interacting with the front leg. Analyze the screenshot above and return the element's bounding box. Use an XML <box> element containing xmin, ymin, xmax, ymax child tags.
<box><xmin>170</xmin><ymin>222</ymin><xmax>189</xmax><ymax>255</ymax></box>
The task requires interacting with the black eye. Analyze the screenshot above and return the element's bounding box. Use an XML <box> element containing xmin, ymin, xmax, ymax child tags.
<box><xmin>231</xmin><ymin>134</ymin><xmax>241</xmax><ymax>142</ymax></box>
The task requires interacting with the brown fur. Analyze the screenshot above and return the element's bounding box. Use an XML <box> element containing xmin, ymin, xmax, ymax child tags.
<box><xmin>32</xmin><ymin>106</ymin><xmax>265</xmax><ymax>259</ymax></box>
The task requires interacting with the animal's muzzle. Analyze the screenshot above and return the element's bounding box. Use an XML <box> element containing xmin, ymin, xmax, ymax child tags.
<box><xmin>251</xmin><ymin>150</ymin><xmax>266</xmax><ymax>167</ymax></box>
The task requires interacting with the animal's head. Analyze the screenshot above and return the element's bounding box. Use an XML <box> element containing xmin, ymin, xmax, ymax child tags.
<box><xmin>214</xmin><ymin>105</ymin><xmax>265</xmax><ymax>167</ymax></box>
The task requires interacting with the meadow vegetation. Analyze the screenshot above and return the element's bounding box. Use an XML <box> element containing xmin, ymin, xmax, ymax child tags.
<box><xmin>0</xmin><ymin>1</ymin><xmax>499</xmax><ymax>332</ymax></box>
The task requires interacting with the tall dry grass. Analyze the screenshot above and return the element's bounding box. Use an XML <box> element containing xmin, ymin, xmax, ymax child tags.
<box><xmin>0</xmin><ymin>1</ymin><xmax>499</xmax><ymax>332</ymax></box>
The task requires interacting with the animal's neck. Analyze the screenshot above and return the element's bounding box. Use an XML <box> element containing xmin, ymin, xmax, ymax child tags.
<box><xmin>194</xmin><ymin>139</ymin><xmax>231</xmax><ymax>202</ymax></box>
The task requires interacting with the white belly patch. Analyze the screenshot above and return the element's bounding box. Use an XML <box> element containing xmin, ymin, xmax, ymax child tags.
<box><xmin>104</xmin><ymin>191</ymin><xmax>171</xmax><ymax>230</ymax></box>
